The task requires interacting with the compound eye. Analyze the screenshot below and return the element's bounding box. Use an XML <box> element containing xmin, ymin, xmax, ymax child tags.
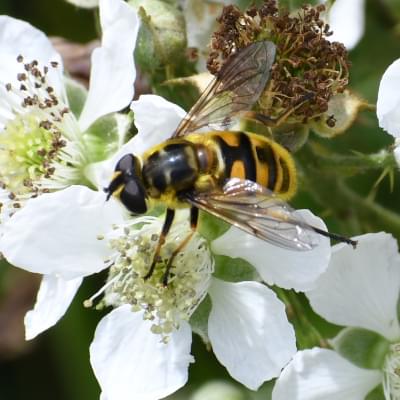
<box><xmin>120</xmin><ymin>180</ymin><xmax>147</xmax><ymax>214</ymax></box>
<box><xmin>115</xmin><ymin>154</ymin><xmax>135</xmax><ymax>172</ymax></box>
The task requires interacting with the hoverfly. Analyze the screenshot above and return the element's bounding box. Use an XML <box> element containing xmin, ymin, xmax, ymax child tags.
<box><xmin>105</xmin><ymin>41</ymin><xmax>356</xmax><ymax>285</ymax></box>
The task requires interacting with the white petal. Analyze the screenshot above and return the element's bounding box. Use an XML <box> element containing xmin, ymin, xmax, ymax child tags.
<box><xmin>88</xmin><ymin>95</ymin><xmax>186</xmax><ymax>189</ymax></box>
<box><xmin>78</xmin><ymin>0</ymin><xmax>139</xmax><ymax>131</ymax></box>
<box><xmin>25</xmin><ymin>275</ymin><xmax>82</xmax><ymax>340</ymax></box>
<box><xmin>272</xmin><ymin>348</ymin><xmax>382</xmax><ymax>400</ymax></box>
<box><xmin>307</xmin><ymin>232</ymin><xmax>400</xmax><ymax>341</ymax></box>
<box><xmin>325</xmin><ymin>0</ymin><xmax>365</xmax><ymax>50</ymax></box>
<box><xmin>208</xmin><ymin>279</ymin><xmax>296</xmax><ymax>390</ymax></box>
<box><xmin>377</xmin><ymin>59</ymin><xmax>400</xmax><ymax>138</ymax></box>
<box><xmin>0</xmin><ymin>186</ymin><xmax>124</xmax><ymax>279</ymax></box>
<box><xmin>129</xmin><ymin>94</ymin><xmax>187</xmax><ymax>154</ymax></box>
<box><xmin>0</xmin><ymin>15</ymin><xmax>63</xmax><ymax>93</ymax></box>
<box><xmin>90</xmin><ymin>305</ymin><xmax>193</xmax><ymax>400</ymax></box>
<box><xmin>212</xmin><ymin>210</ymin><xmax>331</xmax><ymax>291</ymax></box>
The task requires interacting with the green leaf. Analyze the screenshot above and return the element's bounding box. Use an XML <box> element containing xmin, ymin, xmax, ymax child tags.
<box><xmin>249</xmin><ymin>380</ymin><xmax>274</xmax><ymax>400</ymax></box>
<box><xmin>64</xmin><ymin>76</ymin><xmax>87</xmax><ymax>118</ymax></box>
<box><xmin>381</xmin><ymin>0</ymin><xmax>400</xmax><ymax>21</ymax></box>
<box><xmin>331</xmin><ymin>327</ymin><xmax>390</xmax><ymax>370</ymax></box>
<box><xmin>82</xmin><ymin>113</ymin><xmax>132</xmax><ymax>163</ymax></box>
<box><xmin>213</xmin><ymin>255</ymin><xmax>259</xmax><ymax>283</ymax></box>
<box><xmin>190</xmin><ymin>295</ymin><xmax>212</xmax><ymax>345</ymax></box>
<box><xmin>366</xmin><ymin>384</ymin><xmax>385</xmax><ymax>400</ymax></box>
<box><xmin>198</xmin><ymin>212</ymin><xmax>230</xmax><ymax>242</ymax></box>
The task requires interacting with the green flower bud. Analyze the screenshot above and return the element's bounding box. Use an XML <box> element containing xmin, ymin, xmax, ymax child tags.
<box><xmin>129</xmin><ymin>0</ymin><xmax>187</xmax><ymax>73</ymax></box>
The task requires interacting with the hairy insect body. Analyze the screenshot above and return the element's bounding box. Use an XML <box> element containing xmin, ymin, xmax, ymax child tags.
<box><xmin>141</xmin><ymin>131</ymin><xmax>297</xmax><ymax>210</ymax></box>
<box><xmin>105</xmin><ymin>41</ymin><xmax>356</xmax><ymax>285</ymax></box>
<box><xmin>192</xmin><ymin>131</ymin><xmax>297</xmax><ymax>200</ymax></box>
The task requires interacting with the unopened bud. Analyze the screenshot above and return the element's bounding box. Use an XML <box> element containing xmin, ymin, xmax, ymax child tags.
<box><xmin>129</xmin><ymin>0</ymin><xmax>187</xmax><ymax>73</ymax></box>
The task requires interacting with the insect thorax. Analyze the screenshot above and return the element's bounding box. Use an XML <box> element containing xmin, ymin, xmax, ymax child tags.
<box><xmin>142</xmin><ymin>140</ymin><xmax>203</xmax><ymax>205</ymax></box>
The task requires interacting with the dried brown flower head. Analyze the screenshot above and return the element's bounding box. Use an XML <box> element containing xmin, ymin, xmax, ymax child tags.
<box><xmin>208</xmin><ymin>0</ymin><xmax>350</xmax><ymax>127</ymax></box>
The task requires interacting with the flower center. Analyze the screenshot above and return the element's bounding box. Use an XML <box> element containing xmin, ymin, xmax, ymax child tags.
<box><xmin>90</xmin><ymin>215</ymin><xmax>214</xmax><ymax>342</ymax></box>
<box><xmin>0</xmin><ymin>111</ymin><xmax>65</xmax><ymax>196</ymax></box>
<box><xmin>0</xmin><ymin>56</ymin><xmax>84</xmax><ymax>209</ymax></box>
<box><xmin>383</xmin><ymin>343</ymin><xmax>400</xmax><ymax>400</ymax></box>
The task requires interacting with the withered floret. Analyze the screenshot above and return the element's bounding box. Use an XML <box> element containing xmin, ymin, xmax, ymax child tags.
<box><xmin>208</xmin><ymin>0</ymin><xmax>350</xmax><ymax>125</ymax></box>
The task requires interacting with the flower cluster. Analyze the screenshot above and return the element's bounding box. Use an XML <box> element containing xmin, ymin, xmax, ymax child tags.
<box><xmin>207</xmin><ymin>0</ymin><xmax>350</xmax><ymax>126</ymax></box>
<box><xmin>0</xmin><ymin>1</ymin><xmax>398</xmax><ymax>400</ymax></box>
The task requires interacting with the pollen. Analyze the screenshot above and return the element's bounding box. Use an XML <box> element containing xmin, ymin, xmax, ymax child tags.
<box><xmin>93</xmin><ymin>215</ymin><xmax>214</xmax><ymax>341</ymax></box>
<box><xmin>0</xmin><ymin>56</ymin><xmax>84</xmax><ymax>211</ymax></box>
<box><xmin>0</xmin><ymin>113</ymin><xmax>63</xmax><ymax>194</ymax></box>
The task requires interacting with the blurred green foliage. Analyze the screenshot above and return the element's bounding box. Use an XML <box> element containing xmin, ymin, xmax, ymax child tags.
<box><xmin>1</xmin><ymin>0</ymin><xmax>400</xmax><ymax>399</ymax></box>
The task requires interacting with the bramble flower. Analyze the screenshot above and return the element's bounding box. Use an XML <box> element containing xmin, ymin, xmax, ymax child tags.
<box><xmin>272</xmin><ymin>232</ymin><xmax>400</xmax><ymax>400</ymax></box>
<box><xmin>0</xmin><ymin>94</ymin><xmax>332</xmax><ymax>399</ymax></box>
<box><xmin>377</xmin><ymin>59</ymin><xmax>400</xmax><ymax>166</ymax></box>
<box><xmin>0</xmin><ymin>0</ymin><xmax>138</xmax><ymax>228</ymax></box>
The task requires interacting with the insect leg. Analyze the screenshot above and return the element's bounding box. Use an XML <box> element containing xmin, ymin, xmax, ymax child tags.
<box><xmin>162</xmin><ymin>207</ymin><xmax>199</xmax><ymax>286</ymax></box>
<box><xmin>144</xmin><ymin>208</ymin><xmax>175</xmax><ymax>280</ymax></box>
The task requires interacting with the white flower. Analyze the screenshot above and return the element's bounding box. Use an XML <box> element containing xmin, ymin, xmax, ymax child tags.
<box><xmin>0</xmin><ymin>94</ymin><xmax>332</xmax><ymax>399</ymax></box>
<box><xmin>320</xmin><ymin>0</ymin><xmax>365</xmax><ymax>50</ymax></box>
<box><xmin>377</xmin><ymin>58</ymin><xmax>400</xmax><ymax>167</ymax></box>
<box><xmin>0</xmin><ymin>0</ymin><xmax>139</xmax><ymax>226</ymax></box>
<box><xmin>272</xmin><ymin>232</ymin><xmax>400</xmax><ymax>400</ymax></box>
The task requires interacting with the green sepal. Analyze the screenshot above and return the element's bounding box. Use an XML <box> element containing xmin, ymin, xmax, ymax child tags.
<box><xmin>129</xmin><ymin>0</ymin><xmax>187</xmax><ymax>74</ymax></box>
<box><xmin>64</xmin><ymin>77</ymin><xmax>87</xmax><ymax>118</ymax></box>
<box><xmin>190</xmin><ymin>295</ymin><xmax>212</xmax><ymax>345</ymax></box>
<box><xmin>309</xmin><ymin>91</ymin><xmax>364</xmax><ymax>138</ymax></box>
<box><xmin>82</xmin><ymin>112</ymin><xmax>133</xmax><ymax>163</ymax></box>
<box><xmin>331</xmin><ymin>327</ymin><xmax>390</xmax><ymax>370</ymax></box>
<box><xmin>366</xmin><ymin>384</ymin><xmax>385</xmax><ymax>400</ymax></box>
<box><xmin>198</xmin><ymin>211</ymin><xmax>230</xmax><ymax>242</ymax></box>
<box><xmin>213</xmin><ymin>255</ymin><xmax>259</xmax><ymax>283</ymax></box>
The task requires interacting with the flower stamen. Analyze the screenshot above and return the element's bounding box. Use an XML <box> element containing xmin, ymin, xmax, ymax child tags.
<box><xmin>0</xmin><ymin>56</ymin><xmax>86</xmax><ymax>214</ymax></box>
<box><xmin>91</xmin><ymin>215</ymin><xmax>214</xmax><ymax>341</ymax></box>
<box><xmin>384</xmin><ymin>343</ymin><xmax>400</xmax><ymax>400</ymax></box>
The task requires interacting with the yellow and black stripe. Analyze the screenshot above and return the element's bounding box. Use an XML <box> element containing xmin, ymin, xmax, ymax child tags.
<box><xmin>204</xmin><ymin>131</ymin><xmax>297</xmax><ymax>199</ymax></box>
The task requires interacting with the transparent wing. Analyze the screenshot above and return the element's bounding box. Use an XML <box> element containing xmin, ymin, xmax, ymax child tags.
<box><xmin>173</xmin><ymin>41</ymin><xmax>276</xmax><ymax>137</ymax></box>
<box><xmin>185</xmin><ymin>178</ymin><xmax>321</xmax><ymax>251</ymax></box>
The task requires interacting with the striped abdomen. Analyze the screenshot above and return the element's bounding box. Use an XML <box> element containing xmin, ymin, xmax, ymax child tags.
<box><xmin>192</xmin><ymin>131</ymin><xmax>297</xmax><ymax>199</ymax></box>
